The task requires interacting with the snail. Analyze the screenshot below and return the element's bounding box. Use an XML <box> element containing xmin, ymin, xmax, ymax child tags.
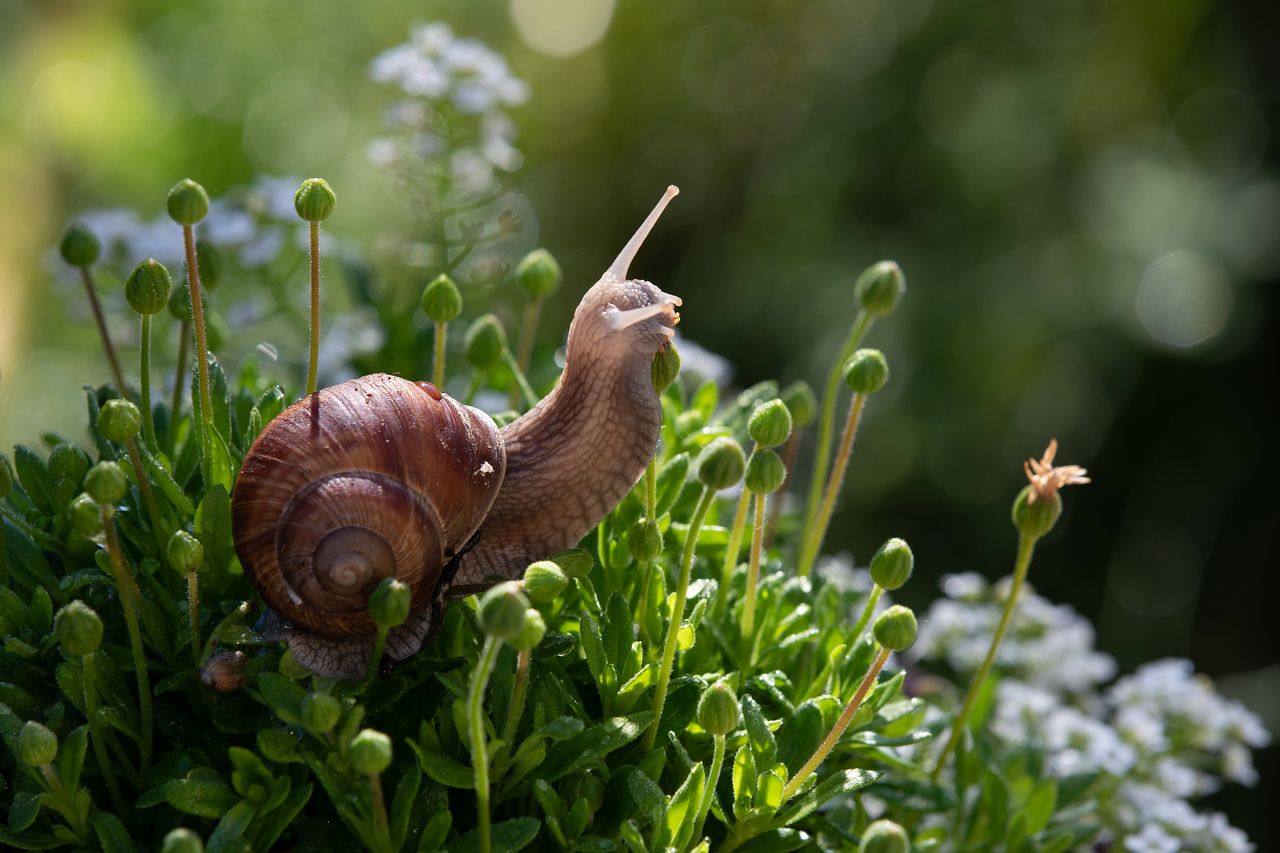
<box><xmin>232</xmin><ymin>186</ymin><xmax>682</xmax><ymax>678</ymax></box>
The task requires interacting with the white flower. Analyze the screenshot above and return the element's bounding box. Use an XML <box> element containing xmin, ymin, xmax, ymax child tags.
<box><xmin>1124</xmin><ymin>823</ymin><xmax>1181</xmax><ymax>853</ymax></box>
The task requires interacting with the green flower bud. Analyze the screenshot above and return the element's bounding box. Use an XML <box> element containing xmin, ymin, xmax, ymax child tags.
<box><xmin>17</xmin><ymin>721</ymin><xmax>58</xmax><ymax>767</ymax></box>
<box><xmin>873</xmin><ymin>605</ymin><xmax>917</xmax><ymax>652</ymax></box>
<box><xmin>294</xmin><ymin>178</ymin><xmax>337</xmax><ymax>223</ymax></box>
<box><xmin>169</xmin><ymin>283</ymin><xmax>193</xmax><ymax>322</ymax></box>
<box><xmin>854</xmin><ymin>260</ymin><xmax>905</xmax><ymax>318</ymax></box>
<box><xmin>167</xmin><ymin>179</ymin><xmax>210</xmax><ymax>226</ymax></box>
<box><xmin>59</xmin><ymin>223</ymin><xmax>101</xmax><ymax>267</ymax></box>
<box><xmin>522</xmin><ymin>561</ymin><xmax>569</xmax><ymax>603</ymax></box>
<box><xmin>97</xmin><ymin>398</ymin><xmax>142</xmax><ymax>443</ymax></box>
<box><xmin>515</xmin><ymin>248</ymin><xmax>562</xmax><ymax>299</ymax></box>
<box><xmin>478</xmin><ymin>581</ymin><xmax>531</xmax><ymax>640</ymax></box>
<box><xmin>421</xmin><ymin>274</ymin><xmax>463</xmax><ymax>323</ymax></box>
<box><xmin>125</xmin><ymin>259</ymin><xmax>173</xmax><ymax>315</ymax></box>
<box><xmin>696</xmin><ymin>436</ymin><xmax>746</xmax><ymax>491</ymax></box>
<box><xmin>301</xmin><ymin>692</ymin><xmax>342</xmax><ymax>734</ymax></box>
<box><xmin>55</xmin><ymin>600</ymin><xmax>103</xmax><ymax>656</ymax></box>
<box><xmin>48</xmin><ymin>443</ymin><xmax>90</xmax><ymax>489</ymax></box>
<box><xmin>747</xmin><ymin>399</ymin><xmax>792</xmax><ymax>448</ymax></box>
<box><xmin>651</xmin><ymin>341</ymin><xmax>681</xmax><ymax>393</ymax></box>
<box><xmin>627</xmin><ymin>518</ymin><xmax>663</xmax><ymax>564</ymax></box>
<box><xmin>551</xmin><ymin>548</ymin><xmax>594</xmax><ymax>579</ymax></box>
<box><xmin>465</xmin><ymin>314</ymin><xmax>507</xmax><ymax>370</ymax></box>
<box><xmin>84</xmin><ymin>461</ymin><xmax>128</xmax><ymax>505</ymax></box>
<box><xmin>1012</xmin><ymin>486</ymin><xmax>1062</xmax><ymax>540</ymax></box>
<box><xmin>68</xmin><ymin>493</ymin><xmax>103</xmax><ymax>536</ymax></box>
<box><xmin>0</xmin><ymin>451</ymin><xmax>11</xmax><ymax>500</ymax></box>
<box><xmin>781</xmin><ymin>381</ymin><xmax>818</xmax><ymax>429</ymax></box>
<box><xmin>697</xmin><ymin>681</ymin><xmax>740</xmax><ymax>737</ymax></box>
<box><xmin>196</xmin><ymin>241</ymin><xmax>223</xmax><ymax>290</ymax></box>
<box><xmin>844</xmin><ymin>349</ymin><xmax>889</xmax><ymax>395</ymax></box>
<box><xmin>349</xmin><ymin>728</ymin><xmax>392</xmax><ymax>775</ymax></box>
<box><xmin>860</xmin><ymin>819</ymin><xmax>909</xmax><ymax>853</ymax></box>
<box><xmin>161</xmin><ymin>828</ymin><xmax>204</xmax><ymax>853</ymax></box>
<box><xmin>509</xmin><ymin>608</ymin><xmax>546</xmax><ymax>651</ymax></box>
<box><xmin>369</xmin><ymin>578</ymin><xmax>411</xmax><ymax>629</ymax></box>
<box><xmin>167</xmin><ymin>530</ymin><xmax>204</xmax><ymax>575</ymax></box>
<box><xmin>744</xmin><ymin>448</ymin><xmax>786</xmax><ymax>494</ymax></box>
<box><xmin>868</xmin><ymin>538</ymin><xmax>913</xmax><ymax>591</ymax></box>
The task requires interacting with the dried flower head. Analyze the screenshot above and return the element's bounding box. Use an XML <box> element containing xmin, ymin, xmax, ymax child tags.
<box><xmin>1023</xmin><ymin>439</ymin><xmax>1090</xmax><ymax>504</ymax></box>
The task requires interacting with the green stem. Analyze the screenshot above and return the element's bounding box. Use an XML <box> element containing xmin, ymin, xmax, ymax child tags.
<box><xmin>124</xmin><ymin>437</ymin><xmax>166</xmax><ymax>550</ymax></box>
<box><xmin>931</xmin><ymin>533</ymin><xmax>1038</xmax><ymax>781</ymax></box>
<box><xmin>644</xmin><ymin>486</ymin><xmax>716</xmax><ymax>751</ymax></box>
<box><xmin>645</xmin><ymin>458</ymin><xmax>658</xmax><ymax>518</ymax></box>
<box><xmin>848</xmin><ymin>586</ymin><xmax>884</xmax><ymax>645</ymax></box>
<box><xmin>765</xmin><ymin>431</ymin><xmax>799</xmax><ymax>549</ymax></box>
<box><xmin>469</xmin><ymin>635</ymin><xmax>502</xmax><ymax>853</ymax></box>
<box><xmin>81</xmin><ymin>266</ymin><xmax>129</xmax><ymax>398</ymax></box>
<box><xmin>101</xmin><ymin>506</ymin><xmax>152</xmax><ymax>771</ymax></box>
<box><xmin>798</xmin><ymin>393</ymin><xmax>867</xmax><ymax>577</ymax></box>
<box><xmin>368</xmin><ymin>772</ymin><xmax>391</xmax><ymax>852</ymax></box>
<box><xmin>186</xmin><ymin>571</ymin><xmax>201</xmax><ymax>666</ymax></box>
<box><xmin>433</xmin><ymin>320</ymin><xmax>448</xmax><ymax>389</ymax></box>
<box><xmin>511</xmin><ymin>298</ymin><xmax>542</xmax><ymax>409</ymax></box>
<box><xmin>139</xmin><ymin>314</ymin><xmax>157</xmax><ymax>451</ymax></box>
<box><xmin>307</xmin><ymin>221</ymin><xmax>321</xmax><ymax>396</ymax></box>
<box><xmin>801</xmin><ymin>312</ymin><xmax>872</xmax><ymax>544</ymax></box>
<box><xmin>502</xmin><ymin>348</ymin><xmax>538</xmax><ymax>410</ymax></box>
<box><xmin>780</xmin><ymin>645</ymin><xmax>890</xmax><ymax>803</ymax></box>
<box><xmin>168</xmin><ymin>319</ymin><xmax>189</xmax><ymax>458</ymax></box>
<box><xmin>82</xmin><ymin>652</ymin><xmax>126</xmax><ymax>815</ymax></box>
<box><xmin>182</xmin><ymin>226</ymin><xmax>213</xmax><ymax>486</ymax></box>
<box><xmin>714</xmin><ymin>489</ymin><xmax>751</xmax><ymax>615</ymax></box>
<box><xmin>740</xmin><ymin>492</ymin><xmax>767</xmax><ymax>641</ymax></box>
<box><xmin>691</xmin><ymin>733</ymin><xmax>727</xmax><ymax>845</ymax></box>
<box><xmin>502</xmin><ymin>647</ymin><xmax>532</xmax><ymax>747</ymax></box>
<box><xmin>367</xmin><ymin>626</ymin><xmax>389</xmax><ymax>685</ymax></box>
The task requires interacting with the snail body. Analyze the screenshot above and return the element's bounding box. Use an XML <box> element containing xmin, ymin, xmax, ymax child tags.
<box><xmin>232</xmin><ymin>187</ymin><xmax>681</xmax><ymax>677</ymax></box>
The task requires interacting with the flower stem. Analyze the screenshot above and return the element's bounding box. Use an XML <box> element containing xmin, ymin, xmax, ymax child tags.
<box><xmin>930</xmin><ymin>532</ymin><xmax>1038</xmax><ymax>781</ymax></box>
<box><xmin>124</xmin><ymin>437</ymin><xmax>166</xmax><ymax>550</ymax></box>
<box><xmin>82</xmin><ymin>651</ymin><xmax>126</xmax><ymax>815</ymax></box>
<box><xmin>368</xmin><ymin>772</ymin><xmax>391</xmax><ymax>851</ymax></box>
<box><xmin>714</xmin><ymin>489</ymin><xmax>751</xmax><ymax>615</ymax></box>
<box><xmin>139</xmin><ymin>314</ymin><xmax>157</xmax><ymax>452</ymax></box>
<box><xmin>644</xmin><ymin>486</ymin><xmax>716</xmax><ymax>751</ymax></box>
<box><xmin>645</xmin><ymin>457</ymin><xmax>658</xmax><ymax>519</ymax></box>
<box><xmin>306</xmin><ymin>220</ymin><xmax>321</xmax><ymax>396</ymax></box>
<box><xmin>765</xmin><ymin>431</ymin><xmax>799</xmax><ymax>549</ymax></box>
<box><xmin>511</xmin><ymin>298</ymin><xmax>542</xmax><ymax>408</ymax></box>
<box><xmin>366</xmin><ymin>626</ymin><xmax>389</xmax><ymax>685</ymax></box>
<box><xmin>433</xmin><ymin>320</ymin><xmax>448</xmax><ymax>389</ymax></box>
<box><xmin>186</xmin><ymin>571</ymin><xmax>201</xmax><ymax>666</ymax></box>
<box><xmin>469</xmin><ymin>635</ymin><xmax>502</xmax><ymax>853</ymax></box>
<box><xmin>741</xmin><ymin>492</ymin><xmax>767</xmax><ymax>641</ymax></box>
<box><xmin>168</xmin><ymin>319</ymin><xmax>189</xmax><ymax>458</ymax></box>
<box><xmin>503</xmin><ymin>647</ymin><xmax>532</xmax><ymax>747</ymax></box>
<box><xmin>101</xmin><ymin>506</ymin><xmax>152</xmax><ymax>771</ymax></box>
<box><xmin>182</xmin><ymin>225</ymin><xmax>213</xmax><ymax>487</ymax></box>
<box><xmin>691</xmin><ymin>733</ymin><xmax>727</xmax><ymax>844</ymax></box>
<box><xmin>848</xmin><ymin>585</ymin><xmax>884</xmax><ymax>644</ymax></box>
<box><xmin>502</xmin><ymin>348</ymin><xmax>539</xmax><ymax>410</ymax></box>
<box><xmin>80</xmin><ymin>266</ymin><xmax>128</xmax><ymax>398</ymax></box>
<box><xmin>780</xmin><ymin>645</ymin><xmax>890</xmax><ymax>803</ymax></box>
<box><xmin>798</xmin><ymin>392</ymin><xmax>867</xmax><ymax>576</ymax></box>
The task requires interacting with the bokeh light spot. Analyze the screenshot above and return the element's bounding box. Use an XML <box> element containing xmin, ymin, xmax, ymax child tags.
<box><xmin>511</xmin><ymin>0</ymin><xmax>615</xmax><ymax>58</ymax></box>
<box><xmin>243</xmin><ymin>71</ymin><xmax>348</xmax><ymax>172</ymax></box>
<box><xmin>1135</xmin><ymin>251</ymin><xmax>1231</xmax><ymax>350</ymax></box>
<box><xmin>683</xmin><ymin>18</ymin><xmax>777</xmax><ymax>114</ymax></box>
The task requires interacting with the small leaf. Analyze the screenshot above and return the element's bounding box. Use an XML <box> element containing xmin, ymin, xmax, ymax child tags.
<box><xmin>256</xmin><ymin>729</ymin><xmax>302</xmax><ymax>764</ymax></box>
<box><xmin>391</xmin><ymin>765</ymin><xmax>422</xmax><ymax>850</ymax></box>
<box><xmin>57</xmin><ymin>726</ymin><xmax>89</xmax><ymax>793</ymax></box>
<box><xmin>1024</xmin><ymin>778</ymin><xmax>1057</xmax><ymax>836</ymax></box>
<box><xmin>773</xmin><ymin>769</ymin><xmax>879</xmax><ymax>827</ymax></box>
<box><xmin>206</xmin><ymin>799</ymin><xmax>255</xmax><ymax>853</ymax></box>
<box><xmin>163</xmin><ymin>776</ymin><xmax>240</xmax><ymax>819</ymax></box>
<box><xmin>444</xmin><ymin>817</ymin><xmax>540</xmax><ymax>852</ymax></box>
<box><xmin>626</xmin><ymin>769</ymin><xmax>665</xmax><ymax>828</ymax></box>
<box><xmin>741</xmin><ymin>694</ymin><xmax>777</xmax><ymax>769</ymax></box>
<box><xmin>91</xmin><ymin>813</ymin><xmax>138</xmax><ymax>853</ymax></box>
<box><xmin>663</xmin><ymin>763</ymin><xmax>705</xmax><ymax>851</ymax></box>
<box><xmin>538</xmin><ymin>713</ymin><xmax>651</xmax><ymax>782</ymax></box>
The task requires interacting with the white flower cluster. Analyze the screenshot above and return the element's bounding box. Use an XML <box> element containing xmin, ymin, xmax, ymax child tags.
<box><xmin>912</xmin><ymin>573</ymin><xmax>1270</xmax><ymax>852</ymax></box>
<box><xmin>367</xmin><ymin>23</ymin><xmax>529</xmax><ymax>196</ymax></box>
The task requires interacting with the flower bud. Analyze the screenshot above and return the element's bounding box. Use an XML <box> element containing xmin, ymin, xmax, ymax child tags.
<box><xmin>126</xmin><ymin>259</ymin><xmax>173</xmax><ymax>315</ymax></box>
<box><xmin>651</xmin><ymin>341</ymin><xmax>681</xmax><ymax>393</ymax></box>
<box><xmin>697</xmin><ymin>681</ymin><xmax>740</xmax><ymax>737</ymax></box>
<box><xmin>697</xmin><ymin>436</ymin><xmax>746</xmax><ymax>491</ymax></box>
<box><xmin>522</xmin><ymin>561</ymin><xmax>569</xmax><ymax>603</ymax></box>
<box><xmin>0</xmin><ymin>451</ymin><xmax>11</xmax><ymax>500</ymax></box>
<box><xmin>349</xmin><ymin>729</ymin><xmax>392</xmax><ymax>774</ymax></box>
<box><xmin>167</xmin><ymin>530</ymin><xmax>204</xmax><ymax>576</ymax></box>
<box><xmin>55</xmin><ymin>601</ymin><xmax>103</xmax><ymax>656</ymax></box>
<box><xmin>196</xmin><ymin>241</ymin><xmax>223</xmax><ymax>290</ymax></box>
<box><xmin>167</xmin><ymin>179</ymin><xmax>210</xmax><ymax>226</ymax></box>
<box><xmin>748</xmin><ymin>399</ymin><xmax>792</xmax><ymax>448</ymax></box>
<box><xmin>369</xmin><ymin>578</ymin><xmax>411</xmax><ymax>629</ymax></box>
<box><xmin>744</xmin><ymin>448</ymin><xmax>786</xmax><ymax>495</ymax></box>
<box><xmin>1012</xmin><ymin>486</ymin><xmax>1062</xmax><ymax>540</ymax></box>
<box><xmin>84</xmin><ymin>461</ymin><xmax>128</xmax><ymax>505</ymax></box>
<box><xmin>169</xmin><ymin>284</ymin><xmax>194</xmax><ymax>322</ymax></box>
<box><xmin>509</xmin><ymin>608</ymin><xmax>546</xmax><ymax>651</ymax></box>
<box><xmin>478</xmin><ymin>581</ymin><xmax>531</xmax><ymax>640</ymax></box>
<box><xmin>552</xmin><ymin>548</ymin><xmax>594</xmax><ymax>579</ymax></box>
<box><xmin>628</xmin><ymin>518</ymin><xmax>663</xmax><ymax>564</ymax></box>
<box><xmin>161</xmin><ymin>828</ymin><xmax>205</xmax><ymax>853</ymax></box>
<box><xmin>781</xmin><ymin>381</ymin><xmax>817</xmax><ymax>429</ymax></box>
<box><xmin>17</xmin><ymin>721</ymin><xmax>58</xmax><ymax>767</ymax></box>
<box><xmin>301</xmin><ymin>692</ymin><xmax>342</xmax><ymax>734</ymax></box>
<box><xmin>68</xmin><ymin>493</ymin><xmax>103</xmax><ymax>536</ymax></box>
<box><xmin>48</xmin><ymin>443</ymin><xmax>90</xmax><ymax>489</ymax></box>
<box><xmin>421</xmin><ymin>274</ymin><xmax>463</xmax><ymax>323</ymax></box>
<box><xmin>97</xmin><ymin>399</ymin><xmax>142</xmax><ymax>443</ymax></box>
<box><xmin>868</xmin><ymin>538</ymin><xmax>913</xmax><ymax>591</ymax></box>
<box><xmin>515</xmin><ymin>248</ymin><xmax>562</xmax><ymax>299</ymax></box>
<box><xmin>294</xmin><ymin>178</ymin><xmax>336</xmax><ymax>223</ymax></box>
<box><xmin>844</xmin><ymin>349</ymin><xmax>889</xmax><ymax>395</ymax></box>
<box><xmin>854</xmin><ymin>261</ymin><xmax>905</xmax><ymax>318</ymax></box>
<box><xmin>465</xmin><ymin>314</ymin><xmax>507</xmax><ymax>370</ymax></box>
<box><xmin>860</xmin><ymin>819</ymin><xmax>909</xmax><ymax>853</ymax></box>
<box><xmin>873</xmin><ymin>605</ymin><xmax>917</xmax><ymax>652</ymax></box>
<box><xmin>60</xmin><ymin>223</ymin><xmax>101</xmax><ymax>267</ymax></box>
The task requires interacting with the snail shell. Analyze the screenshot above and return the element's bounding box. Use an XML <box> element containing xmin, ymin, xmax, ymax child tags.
<box><xmin>232</xmin><ymin>373</ymin><xmax>505</xmax><ymax>654</ymax></box>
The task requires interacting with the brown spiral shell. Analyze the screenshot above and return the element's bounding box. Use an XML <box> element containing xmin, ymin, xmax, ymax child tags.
<box><xmin>232</xmin><ymin>373</ymin><xmax>506</xmax><ymax>640</ymax></box>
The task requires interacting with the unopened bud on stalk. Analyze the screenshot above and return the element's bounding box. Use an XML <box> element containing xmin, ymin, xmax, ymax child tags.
<box><xmin>349</xmin><ymin>729</ymin><xmax>392</xmax><ymax>774</ymax></box>
<box><xmin>844</xmin><ymin>349</ymin><xmax>889</xmax><ymax>395</ymax></box>
<box><xmin>167</xmin><ymin>179</ymin><xmax>209</xmax><ymax>226</ymax></box>
<box><xmin>421</xmin><ymin>274</ymin><xmax>463</xmax><ymax>323</ymax></box>
<box><xmin>369</xmin><ymin>578</ymin><xmax>411</xmax><ymax>629</ymax></box>
<box><xmin>167</xmin><ymin>530</ymin><xmax>204</xmax><ymax>576</ymax></box>
<box><xmin>48</xmin><ymin>444</ymin><xmax>90</xmax><ymax>488</ymax></box>
<box><xmin>479</xmin><ymin>581</ymin><xmax>531</xmax><ymax>640</ymax></box>
<box><xmin>17</xmin><ymin>721</ymin><xmax>58</xmax><ymax>767</ymax></box>
<box><xmin>697</xmin><ymin>436</ymin><xmax>746</xmax><ymax>491</ymax></box>
<box><xmin>55</xmin><ymin>600</ymin><xmax>103</xmax><ymax>656</ymax></box>
<box><xmin>854</xmin><ymin>260</ymin><xmax>905</xmax><ymax>318</ymax></box>
<box><xmin>697</xmin><ymin>681</ymin><xmax>740</xmax><ymax>736</ymax></box>
<box><xmin>869</xmin><ymin>538</ymin><xmax>913</xmax><ymax>591</ymax></box>
<box><xmin>1012</xmin><ymin>486</ymin><xmax>1062</xmax><ymax>539</ymax></box>
<box><xmin>781</xmin><ymin>380</ymin><xmax>818</xmax><ymax>428</ymax></box>
<box><xmin>651</xmin><ymin>341</ymin><xmax>681</xmax><ymax>392</ymax></box>
<box><xmin>510</xmin><ymin>608</ymin><xmax>547</xmax><ymax>651</ymax></box>
<box><xmin>860</xmin><ymin>819</ymin><xmax>909</xmax><ymax>853</ymax></box>
<box><xmin>59</xmin><ymin>223</ymin><xmax>101</xmax><ymax>267</ymax></box>
<box><xmin>301</xmin><ymin>692</ymin><xmax>342</xmax><ymax>734</ymax></box>
<box><xmin>465</xmin><ymin>315</ymin><xmax>506</xmax><ymax>370</ymax></box>
<box><xmin>161</xmin><ymin>828</ymin><xmax>204</xmax><ymax>853</ymax></box>
<box><xmin>98</xmin><ymin>399</ymin><xmax>142</xmax><ymax>443</ymax></box>
<box><xmin>873</xmin><ymin>605</ymin><xmax>917</xmax><ymax>652</ymax></box>
<box><xmin>628</xmin><ymin>518</ymin><xmax>664</xmax><ymax>564</ymax></box>
<box><xmin>294</xmin><ymin>178</ymin><xmax>336</xmax><ymax>223</ymax></box>
<box><xmin>196</xmin><ymin>241</ymin><xmax>223</xmax><ymax>289</ymax></box>
<box><xmin>744</xmin><ymin>449</ymin><xmax>786</xmax><ymax>494</ymax></box>
<box><xmin>84</xmin><ymin>461</ymin><xmax>128</xmax><ymax>505</ymax></box>
<box><xmin>126</xmin><ymin>259</ymin><xmax>173</xmax><ymax>315</ymax></box>
<box><xmin>748</xmin><ymin>399</ymin><xmax>793</xmax><ymax>448</ymax></box>
<box><xmin>169</xmin><ymin>284</ymin><xmax>194</xmax><ymax>322</ymax></box>
<box><xmin>515</xmin><ymin>249</ymin><xmax>562</xmax><ymax>299</ymax></box>
<box><xmin>69</xmin><ymin>494</ymin><xmax>103</xmax><ymax>536</ymax></box>
<box><xmin>522</xmin><ymin>561</ymin><xmax>569</xmax><ymax>603</ymax></box>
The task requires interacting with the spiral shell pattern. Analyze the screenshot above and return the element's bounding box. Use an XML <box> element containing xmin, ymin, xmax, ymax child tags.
<box><xmin>232</xmin><ymin>373</ymin><xmax>506</xmax><ymax>639</ymax></box>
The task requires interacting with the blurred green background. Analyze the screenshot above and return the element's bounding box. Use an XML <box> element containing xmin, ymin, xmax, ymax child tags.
<box><xmin>1</xmin><ymin>0</ymin><xmax>1275</xmax><ymax>842</ymax></box>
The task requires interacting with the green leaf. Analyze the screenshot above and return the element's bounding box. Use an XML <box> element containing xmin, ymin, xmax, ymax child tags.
<box><xmin>28</xmin><ymin>586</ymin><xmax>52</xmax><ymax>634</ymax></box>
<box><xmin>773</xmin><ymin>769</ymin><xmax>879</xmax><ymax>827</ymax></box>
<box><xmin>445</xmin><ymin>817</ymin><xmax>540</xmax><ymax>852</ymax></box>
<box><xmin>14</xmin><ymin>445</ymin><xmax>55</xmax><ymax>515</ymax></box>
<box><xmin>419</xmin><ymin>810</ymin><xmax>452</xmax><ymax>852</ymax></box>
<box><xmin>741</xmin><ymin>694</ymin><xmax>777</xmax><ymax>769</ymax></box>
<box><xmin>7</xmin><ymin>788</ymin><xmax>41</xmax><ymax>832</ymax></box>
<box><xmin>92</xmin><ymin>812</ymin><xmax>138</xmax><ymax>853</ymax></box>
<box><xmin>663</xmin><ymin>763</ymin><xmax>704</xmax><ymax>852</ymax></box>
<box><xmin>734</xmin><ymin>828</ymin><xmax>811</xmax><ymax>853</ymax></box>
<box><xmin>626</xmin><ymin>768</ymin><xmax>665</xmax><ymax>828</ymax></box>
<box><xmin>257</xmin><ymin>672</ymin><xmax>305</xmax><ymax>722</ymax></box>
<box><xmin>141</xmin><ymin>448</ymin><xmax>195</xmax><ymax>516</ymax></box>
<box><xmin>256</xmin><ymin>729</ymin><xmax>302</xmax><ymax>764</ymax></box>
<box><xmin>195</xmin><ymin>485</ymin><xmax>233</xmax><ymax>574</ymax></box>
<box><xmin>255</xmin><ymin>782</ymin><xmax>312</xmax><ymax>852</ymax></box>
<box><xmin>57</xmin><ymin>726</ymin><xmax>89</xmax><ymax>793</ymax></box>
<box><xmin>732</xmin><ymin>746</ymin><xmax>757</xmax><ymax>819</ymax></box>
<box><xmin>391</xmin><ymin>765</ymin><xmax>422</xmax><ymax>850</ymax></box>
<box><xmin>654</xmin><ymin>453</ymin><xmax>690</xmax><ymax>516</ymax></box>
<box><xmin>1024</xmin><ymin>778</ymin><xmax>1057</xmax><ymax>836</ymax></box>
<box><xmin>579</xmin><ymin>612</ymin><xmax>612</xmax><ymax>695</ymax></box>
<box><xmin>206</xmin><ymin>799</ymin><xmax>255</xmax><ymax>853</ymax></box>
<box><xmin>0</xmin><ymin>826</ymin><xmax>64</xmax><ymax>850</ymax></box>
<box><xmin>539</xmin><ymin>713</ymin><xmax>651</xmax><ymax>782</ymax></box>
<box><xmin>775</xmin><ymin>701</ymin><xmax>824</xmax><ymax>775</ymax></box>
<box><xmin>162</xmin><ymin>776</ymin><xmax>241</xmax><ymax>819</ymax></box>
<box><xmin>413</xmin><ymin>746</ymin><xmax>474</xmax><ymax>789</ymax></box>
